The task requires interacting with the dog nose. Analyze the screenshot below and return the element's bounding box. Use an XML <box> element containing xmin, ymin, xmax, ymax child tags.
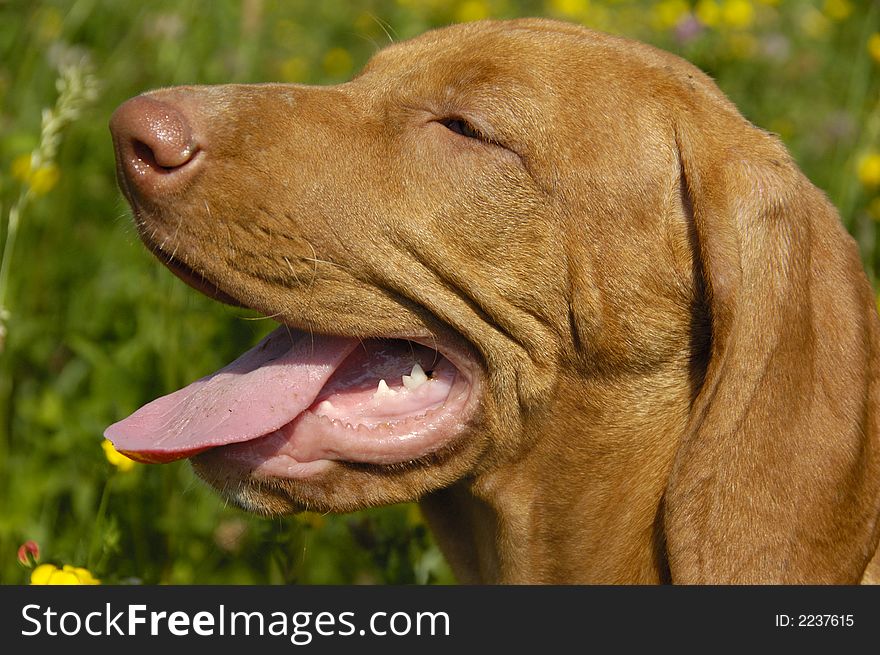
<box><xmin>109</xmin><ymin>95</ymin><xmax>199</xmax><ymax>200</ymax></box>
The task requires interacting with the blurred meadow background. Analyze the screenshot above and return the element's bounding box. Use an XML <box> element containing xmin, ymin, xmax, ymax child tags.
<box><xmin>1</xmin><ymin>0</ymin><xmax>879</xmax><ymax>584</ymax></box>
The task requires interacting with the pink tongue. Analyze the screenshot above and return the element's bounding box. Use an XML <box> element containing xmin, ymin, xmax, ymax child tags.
<box><xmin>104</xmin><ymin>327</ymin><xmax>358</xmax><ymax>463</ymax></box>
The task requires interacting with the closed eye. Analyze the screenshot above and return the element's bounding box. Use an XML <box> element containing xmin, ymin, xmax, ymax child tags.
<box><xmin>440</xmin><ymin>117</ymin><xmax>489</xmax><ymax>142</ymax></box>
<box><xmin>437</xmin><ymin>116</ymin><xmax>519</xmax><ymax>161</ymax></box>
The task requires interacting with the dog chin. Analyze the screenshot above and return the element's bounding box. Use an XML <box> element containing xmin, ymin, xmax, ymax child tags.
<box><xmin>190</xmin><ymin>456</ymin><xmax>332</xmax><ymax>515</ymax></box>
<box><xmin>190</xmin><ymin>429</ymin><xmax>485</xmax><ymax>517</ymax></box>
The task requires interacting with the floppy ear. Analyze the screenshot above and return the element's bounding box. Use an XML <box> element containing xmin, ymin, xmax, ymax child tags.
<box><xmin>664</xmin><ymin>108</ymin><xmax>880</xmax><ymax>583</ymax></box>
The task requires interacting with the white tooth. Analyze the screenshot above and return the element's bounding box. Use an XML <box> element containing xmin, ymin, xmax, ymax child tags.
<box><xmin>315</xmin><ymin>400</ymin><xmax>335</xmax><ymax>415</ymax></box>
<box><xmin>373</xmin><ymin>379</ymin><xmax>397</xmax><ymax>400</ymax></box>
<box><xmin>402</xmin><ymin>362</ymin><xmax>428</xmax><ymax>391</ymax></box>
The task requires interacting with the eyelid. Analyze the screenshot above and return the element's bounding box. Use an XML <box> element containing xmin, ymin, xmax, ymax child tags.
<box><xmin>426</xmin><ymin>110</ymin><xmax>522</xmax><ymax>163</ymax></box>
<box><xmin>440</xmin><ymin>117</ymin><xmax>486</xmax><ymax>140</ymax></box>
<box><xmin>438</xmin><ymin>116</ymin><xmax>505</xmax><ymax>149</ymax></box>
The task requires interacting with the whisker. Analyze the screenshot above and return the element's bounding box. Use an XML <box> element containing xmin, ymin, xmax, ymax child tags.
<box><xmin>299</xmin><ymin>255</ymin><xmax>352</xmax><ymax>271</ymax></box>
<box><xmin>283</xmin><ymin>255</ymin><xmax>302</xmax><ymax>286</ymax></box>
<box><xmin>241</xmin><ymin>309</ymin><xmax>286</xmax><ymax>321</ymax></box>
<box><xmin>429</xmin><ymin>334</ymin><xmax>440</xmax><ymax>368</ymax></box>
<box><xmin>167</xmin><ymin>208</ymin><xmax>185</xmax><ymax>262</ymax></box>
<box><xmin>367</xmin><ymin>12</ymin><xmax>396</xmax><ymax>44</ymax></box>
<box><xmin>354</xmin><ymin>31</ymin><xmax>382</xmax><ymax>54</ymax></box>
<box><xmin>306</xmin><ymin>241</ymin><xmax>319</xmax><ymax>292</ymax></box>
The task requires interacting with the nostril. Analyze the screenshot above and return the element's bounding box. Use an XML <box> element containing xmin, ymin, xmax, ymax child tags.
<box><xmin>131</xmin><ymin>137</ymin><xmax>193</xmax><ymax>173</ymax></box>
<box><xmin>132</xmin><ymin>139</ymin><xmax>159</xmax><ymax>171</ymax></box>
<box><xmin>110</xmin><ymin>95</ymin><xmax>200</xmax><ymax>192</ymax></box>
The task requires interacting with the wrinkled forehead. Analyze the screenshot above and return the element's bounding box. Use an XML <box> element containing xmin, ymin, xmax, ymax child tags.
<box><xmin>356</xmin><ymin>23</ymin><xmax>570</xmax><ymax>100</ymax></box>
<box><xmin>351</xmin><ymin>21</ymin><xmax>684</xmax><ymax>118</ymax></box>
<box><xmin>344</xmin><ymin>20</ymin><xmax>726</xmax><ymax>188</ymax></box>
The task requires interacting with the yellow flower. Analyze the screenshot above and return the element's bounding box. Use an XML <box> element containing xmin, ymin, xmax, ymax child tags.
<box><xmin>31</xmin><ymin>564</ymin><xmax>100</xmax><ymax>585</ymax></box>
<box><xmin>857</xmin><ymin>153</ymin><xmax>880</xmax><ymax>188</ymax></box>
<box><xmin>11</xmin><ymin>154</ymin><xmax>32</xmax><ymax>182</ymax></box>
<box><xmin>102</xmin><ymin>439</ymin><xmax>137</xmax><ymax>472</ymax></box>
<box><xmin>322</xmin><ymin>47</ymin><xmax>353</xmax><ymax>79</ymax></box>
<box><xmin>727</xmin><ymin>32</ymin><xmax>758</xmax><ymax>58</ymax></box>
<box><xmin>823</xmin><ymin>0</ymin><xmax>852</xmax><ymax>22</ymax></box>
<box><xmin>696</xmin><ymin>0</ymin><xmax>721</xmax><ymax>27</ymax></box>
<box><xmin>455</xmin><ymin>0</ymin><xmax>490</xmax><ymax>23</ymax></box>
<box><xmin>868</xmin><ymin>33</ymin><xmax>880</xmax><ymax>65</ymax></box>
<box><xmin>550</xmin><ymin>0</ymin><xmax>591</xmax><ymax>19</ymax></box>
<box><xmin>10</xmin><ymin>154</ymin><xmax>60</xmax><ymax>196</ymax></box>
<box><xmin>721</xmin><ymin>0</ymin><xmax>754</xmax><ymax>29</ymax></box>
<box><xmin>30</xmin><ymin>164</ymin><xmax>60</xmax><ymax>195</ymax></box>
<box><xmin>652</xmin><ymin>0</ymin><xmax>690</xmax><ymax>30</ymax></box>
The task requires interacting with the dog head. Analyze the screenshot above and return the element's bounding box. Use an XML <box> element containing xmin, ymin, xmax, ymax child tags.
<box><xmin>107</xmin><ymin>19</ymin><xmax>880</xmax><ymax>582</ymax></box>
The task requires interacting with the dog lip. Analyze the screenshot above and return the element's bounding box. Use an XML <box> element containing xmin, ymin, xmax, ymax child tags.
<box><xmin>121</xmin><ymin>223</ymin><xmax>482</xmax><ymax>479</ymax></box>
<box><xmin>134</xmin><ymin>222</ymin><xmax>481</xmax><ymax>385</ymax></box>
<box><xmin>193</xmin><ymin>333</ymin><xmax>482</xmax><ymax>479</ymax></box>
<box><xmin>143</xmin><ymin>238</ymin><xmax>245</xmax><ymax>307</ymax></box>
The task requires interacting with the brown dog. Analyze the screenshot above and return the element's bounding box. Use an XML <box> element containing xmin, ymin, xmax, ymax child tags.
<box><xmin>106</xmin><ymin>18</ymin><xmax>880</xmax><ymax>584</ymax></box>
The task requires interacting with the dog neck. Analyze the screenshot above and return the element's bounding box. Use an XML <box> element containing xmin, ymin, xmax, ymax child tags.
<box><xmin>419</xmin><ymin>369</ymin><xmax>689</xmax><ymax>584</ymax></box>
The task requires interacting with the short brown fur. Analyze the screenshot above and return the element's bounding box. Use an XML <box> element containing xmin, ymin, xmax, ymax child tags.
<box><xmin>119</xmin><ymin>19</ymin><xmax>880</xmax><ymax>583</ymax></box>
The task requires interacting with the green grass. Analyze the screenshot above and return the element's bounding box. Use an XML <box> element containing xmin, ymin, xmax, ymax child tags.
<box><xmin>0</xmin><ymin>0</ymin><xmax>878</xmax><ymax>584</ymax></box>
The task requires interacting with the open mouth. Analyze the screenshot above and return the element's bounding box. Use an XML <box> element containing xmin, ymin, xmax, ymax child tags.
<box><xmin>104</xmin><ymin>324</ymin><xmax>478</xmax><ymax>478</ymax></box>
